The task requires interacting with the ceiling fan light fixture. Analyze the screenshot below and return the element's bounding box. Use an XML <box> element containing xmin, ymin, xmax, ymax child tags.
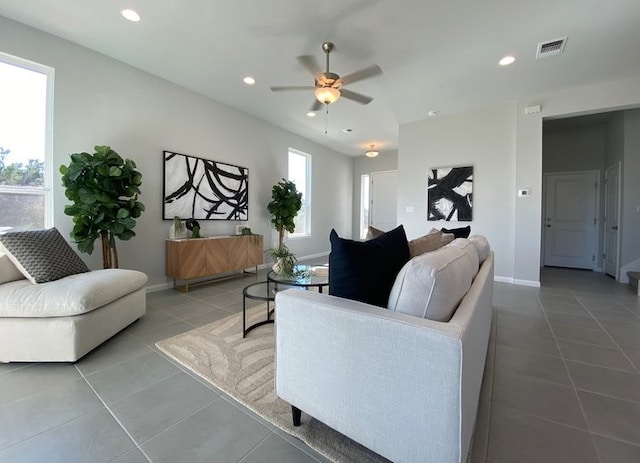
<box><xmin>315</xmin><ymin>87</ymin><xmax>340</xmax><ymax>105</ymax></box>
<box><xmin>121</xmin><ymin>9</ymin><xmax>141</xmax><ymax>22</ymax></box>
<box><xmin>365</xmin><ymin>144</ymin><xmax>379</xmax><ymax>158</ymax></box>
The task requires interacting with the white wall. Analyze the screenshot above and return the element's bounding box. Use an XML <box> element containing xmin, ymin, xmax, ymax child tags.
<box><xmin>351</xmin><ymin>151</ymin><xmax>398</xmax><ymax>239</ymax></box>
<box><xmin>0</xmin><ymin>16</ymin><xmax>352</xmax><ymax>288</ymax></box>
<box><xmin>398</xmin><ymin>103</ymin><xmax>516</xmax><ymax>280</ymax></box>
<box><xmin>621</xmin><ymin>109</ymin><xmax>640</xmax><ymax>276</ymax></box>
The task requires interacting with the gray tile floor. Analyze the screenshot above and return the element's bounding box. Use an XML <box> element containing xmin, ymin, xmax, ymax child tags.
<box><xmin>1</xmin><ymin>264</ymin><xmax>639</xmax><ymax>462</ymax></box>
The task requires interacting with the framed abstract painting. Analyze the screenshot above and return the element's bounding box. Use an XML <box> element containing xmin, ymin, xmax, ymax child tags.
<box><xmin>427</xmin><ymin>165</ymin><xmax>473</xmax><ymax>221</ymax></box>
<box><xmin>163</xmin><ymin>150</ymin><xmax>248</xmax><ymax>221</ymax></box>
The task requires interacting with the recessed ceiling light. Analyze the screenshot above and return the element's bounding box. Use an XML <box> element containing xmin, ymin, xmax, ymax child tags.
<box><xmin>121</xmin><ymin>9</ymin><xmax>141</xmax><ymax>22</ymax></box>
<box><xmin>306</xmin><ymin>111</ymin><xmax>316</xmax><ymax>117</ymax></box>
<box><xmin>499</xmin><ymin>55</ymin><xmax>516</xmax><ymax>66</ymax></box>
<box><xmin>243</xmin><ymin>76</ymin><xmax>255</xmax><ymax>85</ymax></box>
<box><xmin>339</xmin><ymin>128</ymin><xmax>353</xmax><ymax>134</ymax></box>
<box><xmin>428</xmin><ymin>110</ymin><xmax>439</xmax><ymax>117</ymax></box>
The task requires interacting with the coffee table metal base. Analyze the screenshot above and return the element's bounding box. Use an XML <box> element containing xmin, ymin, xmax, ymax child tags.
<box><xmin>242</xmin><ymin>281</ymin><xmax>275</xmax><ymax>338</ymax></box>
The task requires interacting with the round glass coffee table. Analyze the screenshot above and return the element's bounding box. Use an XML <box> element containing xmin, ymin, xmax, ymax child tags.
<box><xmin>267</xmin><ymin>265</ymin><xmax>329</xmax><ymax>293</ymax></box>
<box><xmin>242</xmin><ymin>265</ymin><xmax>329</xmax><ymax>337</ymax></box>
<box><xmin>242</xmin><ymin>281</ymin><xmax>275</xmax><ymax>338</ymax></box>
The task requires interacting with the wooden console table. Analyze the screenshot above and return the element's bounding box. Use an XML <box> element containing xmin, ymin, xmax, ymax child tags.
<box><xmin>166</xmin><ymin>235</ymin><xmax>263</xmax><ymax>291</ymax></box>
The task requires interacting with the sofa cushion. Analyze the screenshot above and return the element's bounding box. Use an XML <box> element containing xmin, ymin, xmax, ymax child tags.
<box><xmin>446</xmin><ymin>238</ymin><xmax>479</xmax><ymax>272</ymax></box>
<box><xmin>0</xmin><ymin>228</ymin><xmax>89</xmax><ymax>284</ymax></box>
<box><xmin>387</xmin><ymin>245</ymin><xmax>477</xmax><ymax>322</ymax></box>
<box><xmin>0</xmin><ymin>252</ymin><xmax>25</xmax><ymax>284</ymax></box>
<box><xmin>441</xmin><ymin>225</ymin><xmax>471</xmax><ymax>239</ymax></box>
<box><xmin>329</xmin><ymin>225</ymin><xmax>410</xmax><ymax>307</ymax></box>
<box><xmin>0</xmin><ymin>268</ymin><xmax>148</xmax><ymax>317</ymax></box>
<box><xmin>469</xmin><ymin>235</ymin><xmax>491</xmax><ymax>263</ymax></box>
<box><xmin>408</xmin><ymin>229</ymin><xmax>443</xmax><ymax>258</ymax></box>
<box><xmin>365</xmin><ymin>226</ymin><xmax>385</xmax><ymax>240</ymax></box>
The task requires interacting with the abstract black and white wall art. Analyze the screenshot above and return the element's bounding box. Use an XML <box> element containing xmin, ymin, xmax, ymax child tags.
<box><xmin>427</xmin><ymin>165</ymin><xmax>473</xmax><ymax>221</ymax></box>
<box><xmin>163</xmin><ymin>151</ymin><xmax>248</xmax><ymax>221</ymax></box>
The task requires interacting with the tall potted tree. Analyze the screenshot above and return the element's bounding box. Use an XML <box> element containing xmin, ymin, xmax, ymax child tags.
<box><xmin>267</xmin><ymin>178</ymin><xmax>302</xmax><ymax>275</ymax></box>
<box><xmin>60</xmin><ymin>145</ymin><xmax>145</xmax><ymax>268</ymax></box>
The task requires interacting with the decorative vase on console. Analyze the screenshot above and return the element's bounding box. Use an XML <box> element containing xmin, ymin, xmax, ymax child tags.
<box><xmin>170</xmin><ymin>216</ymin><xmax>187</xmax><ymax>239</ymax></box>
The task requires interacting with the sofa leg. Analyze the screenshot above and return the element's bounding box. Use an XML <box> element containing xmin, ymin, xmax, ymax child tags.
<box><xmin>292</xmin><ymin>406</ymin><xmax>302</xmax><ymax>426</ymax></box>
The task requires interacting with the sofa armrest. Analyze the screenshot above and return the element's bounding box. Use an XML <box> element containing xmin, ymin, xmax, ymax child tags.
<box><xmin>275</xmin><ymin>290</ymin><xmax>465</xmax><ymax>462</ymax></box>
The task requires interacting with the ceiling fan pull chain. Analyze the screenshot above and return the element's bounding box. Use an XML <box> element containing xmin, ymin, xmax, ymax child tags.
<box><xmin>324</xmin><ymin>105</ymin><xmax>329</xmax><ymax>134</ymax></box>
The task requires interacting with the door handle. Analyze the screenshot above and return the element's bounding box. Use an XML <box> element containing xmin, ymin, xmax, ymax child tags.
<box><xmin>546</xmin><ymin>225</ymin><xmax>551</xmax><ymax>228</ymax></box>
<box><xmin>612</xmin><ymin>226</ymin><xmax>618</xmax><ymax>230</ymax></box>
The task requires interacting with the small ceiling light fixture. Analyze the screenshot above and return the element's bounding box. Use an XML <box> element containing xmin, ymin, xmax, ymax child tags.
<box><xmin>499</xmin><ymin>55</ymin><xmax>516</xmax><ymax>66</ymax></box>
<box><xmin>242</xmin><ymin>76</ymin><xmax>255</xmax><ymax>85</ymax></box>
<box><xmin>121</xmin><ymin>9</ymin><xmax>141</xmax><ymax>22</ymax></box>
<box><xmin>315</xmin><ymin>87</ymin><xmax>340</xmax><ymax>105</ymax></box>
<box><xmin>427</xmin><ymin>110</ymin><xmax>439</xmax><ymax>117</ymax></box>
<box><xmin>365</xmin><ymin>144</ymin><xmax>379</xmax><ymax>158</ymax></box>
<box><xmin>306</xmin><ymin>111</ymin><xmax>316</xmax><ymax>117</ymax></box>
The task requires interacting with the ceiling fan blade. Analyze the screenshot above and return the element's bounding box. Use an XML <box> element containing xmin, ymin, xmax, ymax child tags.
<box><xmin>297</xmin><ymin>55</ymin><xmax>322</xmax><ymax>76</ymax></box>
<box><xmin>310</xmin><ymin>99</ymin><xmax>323</xmax><ymax>112</ymax></box>
<box><xmin>341</xmin><ymin>65</ymin><xmax>383</xmax><ymax>85</ymax></box>
<box><xmin>271</xmin><ymin>85</ymin><xmax>316</xmax><ymax>92</ymax></box>
<box><xmin>340</xmin><ymin>89</ymin><xmax>374</xmax><ymax>105</ymax></box>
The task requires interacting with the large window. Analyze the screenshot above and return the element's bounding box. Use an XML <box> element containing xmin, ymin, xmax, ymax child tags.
<box><xmin>288</xmin><ymin>148</ymin><xmax>311</xmax><ymax>237</ymax></box>
<box><xmin>360</xmin><ymin>174</ymin><xmax>370</xmax><ymax>239</ymax></box>
<box><xmin>0</xmin><ymin>52</ymin><xmax>53</xmax><ymax>232</ymax></box>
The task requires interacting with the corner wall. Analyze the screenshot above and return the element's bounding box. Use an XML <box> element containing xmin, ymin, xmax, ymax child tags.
<box><xmin>0</xmin><ymin>16</ymin><xmax>352</xmax><ymax>287</ymax></box>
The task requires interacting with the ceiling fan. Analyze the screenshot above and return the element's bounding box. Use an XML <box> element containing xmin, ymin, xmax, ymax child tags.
<box><xmin>271</xmin><ymin>42</ymin><xmax>383</xmax><ymax>112</ymax></box>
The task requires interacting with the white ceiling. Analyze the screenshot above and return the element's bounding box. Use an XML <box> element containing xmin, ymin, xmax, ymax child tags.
<box><xmin>1</xmin><ymin>0</ymin><xmax>640</xmax><ymax>156</ymax></box>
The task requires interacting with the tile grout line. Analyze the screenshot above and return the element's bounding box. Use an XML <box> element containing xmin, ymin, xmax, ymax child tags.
<box><xmin>536</xmin><ymin>291</ymin><xmax>603</xmax><ymax>463</ymax></box>
<box><xmin>74</xmin><ymin>363</ymin><xmax>155</xmax><ymax>463</ymax></box>
<box><xmin>570</xmin><ymin>296</ymin><xmax>640</xmax><ymax>375</ymax></box>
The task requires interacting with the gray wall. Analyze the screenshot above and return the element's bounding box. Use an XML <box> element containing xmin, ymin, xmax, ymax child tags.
<box><xmin>351</xmin><ymin>151</ymin><xmax>398</xmax><ymax>239</ymax></box>
<box><xmin>0</xmin><ymin>16</ymin><xmax>352</xmax><ymax>288</ymax></box>
<box><xmin>621</xmin><ymin>109</ymin><xmax>640</xmax><ymax>276</ymax></box>
<box><xmin>398</xmin><ymin>103</ymin><xmax>516</xmax><ymax>280</ymax></box>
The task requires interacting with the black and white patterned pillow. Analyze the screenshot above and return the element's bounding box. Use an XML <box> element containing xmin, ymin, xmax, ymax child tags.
<box><xmin>0</xmin><ymin>228</ymin><xmax>89</xmax><ymax>284</ymax></box>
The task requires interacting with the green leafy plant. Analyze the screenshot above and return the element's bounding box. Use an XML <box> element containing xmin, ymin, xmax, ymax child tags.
<box><xmin>267</xmin><ymin>179</ymin><xmax>302</xmax><ymax>251</ymax></box>
<box><xmin>60</xmin><ymin>145</ymin><xmax>145</xmax><ymax>268</ymax></box>
<box><xmin>269</xmin><ymin>245</ymin><xmax>297</xmax><ymax>277</ymax></box>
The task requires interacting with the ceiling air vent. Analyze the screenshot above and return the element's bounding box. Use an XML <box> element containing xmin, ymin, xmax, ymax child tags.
<box><xmin>536</xmin><ymin>37</ymin><xmax>567</xmax><ymax>59</ymax></box>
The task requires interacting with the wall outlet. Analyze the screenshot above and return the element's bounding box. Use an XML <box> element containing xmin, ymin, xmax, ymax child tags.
<box><xmin>405</xmin><ymin>206</ymin><xmax>415</xmax><ymax>213</ymax></box>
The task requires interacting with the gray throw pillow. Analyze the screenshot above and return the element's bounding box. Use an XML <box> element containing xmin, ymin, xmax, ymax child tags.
<box><xmin>0</xmin><ymin>228</ymin><xmax>90</xmax><ymax>284</ymax></box>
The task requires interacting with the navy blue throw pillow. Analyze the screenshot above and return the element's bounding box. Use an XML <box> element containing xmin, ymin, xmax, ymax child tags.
<box><xmin>441</xmin><ymin>225</ymin><xmax>471</xmax><ymax>239</ymax></box>
<box><xmin>329</xmin><ymin>225</ymin><xmax>410</xmax><ymax>307</ymax></box>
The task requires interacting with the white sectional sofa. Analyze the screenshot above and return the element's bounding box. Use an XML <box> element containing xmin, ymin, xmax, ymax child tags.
<box><xmin>275</xmin><ymin>236</ymin><xmax>493</xmax><ymax>463</ymax></box>
<box><xmin>0</xmin><ymin>228</ymin><xmax>147</xmax><ymax>362</ymax></box>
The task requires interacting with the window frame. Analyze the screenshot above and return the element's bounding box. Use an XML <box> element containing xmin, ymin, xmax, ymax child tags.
<box><xmin>287</xmin><ymin>148</ymin><xmax>312</xmax><ymax>238</ymax></box>
<box><xmin>0</xmin><ymin>51</ymin><xmax>54</xmax><ymax>230</ymax></box>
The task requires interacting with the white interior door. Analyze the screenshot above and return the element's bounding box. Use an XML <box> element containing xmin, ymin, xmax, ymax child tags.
<box><xmin>544</xmin><ymin>171</ymin><xmax>598</xmax><ymax>269</ymax></box>
<box><xmin>370</xmin><ymin>171</ymin><xmax>397</xmax><ymax>232</ymax></box>
<box><xmin>604</xmin><ymin>163</ymin><xmax>621</xmax><ymax>278</ymax></box>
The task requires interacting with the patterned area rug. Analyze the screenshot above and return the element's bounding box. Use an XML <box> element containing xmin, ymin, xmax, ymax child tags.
<box><xmin>156</xmin><ymin>305</ymin><xmax>389</xmax><ymax>463</ymax></box>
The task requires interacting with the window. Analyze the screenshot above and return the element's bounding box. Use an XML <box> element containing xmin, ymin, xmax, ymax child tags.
<box><xmin>360</xmin><ymin>174</ymin><xmax>370</xmax><ymax>239</ymax></box>
<box><xmin>0</xmin><ymin>52</ymin><xmax>53</xmax><ymax>232</ymax></box>
<box><xmin>288</xmin><ymin>148</ymin><xmax>311</xmax><ymax>237</ymax></box>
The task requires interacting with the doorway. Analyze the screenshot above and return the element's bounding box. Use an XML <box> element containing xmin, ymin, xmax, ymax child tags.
<box><xmin>369</xmin><ymin>170</ymin><xmax>398</xmax><ymax>232</ymax></box>
<box><xmin>543</xmin><ymin>171</ymin><xmax>599</xmax><ymax>270</ymax></box>
<box><xmin>604</xmin><ymin>162</ymin><xmax>621</xmax><ymax>278</ymax></box>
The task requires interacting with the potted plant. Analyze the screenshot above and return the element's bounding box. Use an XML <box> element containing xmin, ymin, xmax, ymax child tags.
<box><xmin>60</xmin><ymin>145</ymin><xmax>145</xmax><ymax>268</ymax></box>
<box><xmin>170</xmin><ymin>216</ymin><xmax>187</xmax><ymax>239</ymax></box>
<box><xmin>267</xmin><ymin>179</ymin><xmax>302</xmax><ymax>276</ymax></box>
<box><xmin>269</xmin><ymin>245</ymin><xmax>297</xmax><ymax>277</ymax></box>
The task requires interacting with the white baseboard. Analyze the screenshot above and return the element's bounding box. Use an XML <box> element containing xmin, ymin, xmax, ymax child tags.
<box><xmin>513</xmin><ymin>279</ymin><xmax>541</xmax><ymax>288</ymax></box>
<box><xmin>146</xmin><ymin>282</ymin><xmax>173</xmax><ymax>293</ymax></box>
<box><xmin>494</xmin><ymin>276</ymin><xmax>541</xmax><ymax>287</ymax></box>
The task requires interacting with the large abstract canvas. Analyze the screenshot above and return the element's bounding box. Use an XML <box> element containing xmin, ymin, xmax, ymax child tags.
<box><xmin>163</xmin><ymin>151</ymin><xmax>248</xmax><ymax>220</ymax></box>
<box><xmin>427</xmin><ymin>166</ymin><xmax>473</xmax><ymax>221</ymax></box>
